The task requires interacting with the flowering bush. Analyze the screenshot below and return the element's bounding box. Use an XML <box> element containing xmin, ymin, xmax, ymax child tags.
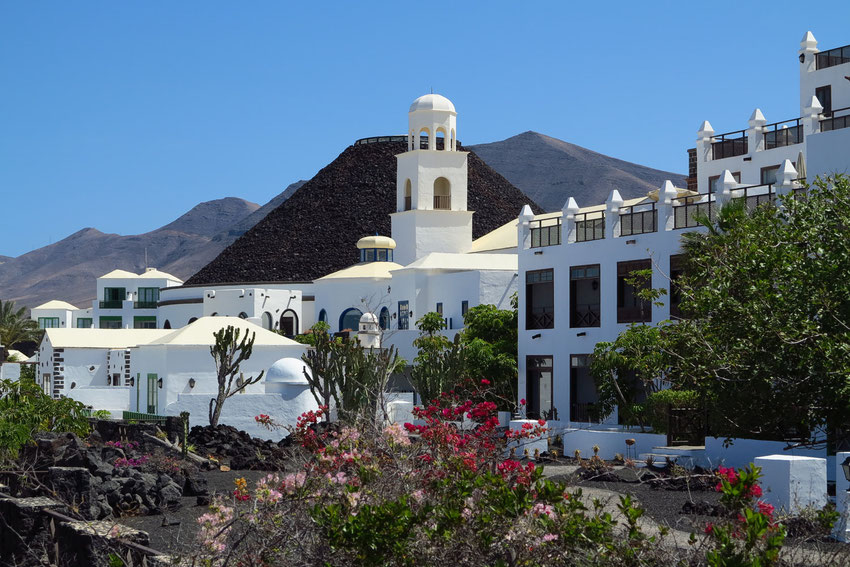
<box><xmin>114</xmin><ymin>454</ymin><xmax>149</xmax><ymax>468</ymax></box>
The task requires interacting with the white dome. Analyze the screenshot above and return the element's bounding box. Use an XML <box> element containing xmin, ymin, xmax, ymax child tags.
<box><xmin>266</xmin><ymin>357</ymin><xmax>310</xmax><ymax>385</ymax></box>
<box><xmin>360</xmin><ymin>312</ymin><xmax>378</xmax><ymax>325</ymax></box>
<box><xmin>356</xmin><ymin>235</ymin><xmax>396</xmax><ymax>250</ymax></box>
<box><xmin>409</xmin><ymin>94</ymin><xmax>456</xmax><ymax>114</ymax></box>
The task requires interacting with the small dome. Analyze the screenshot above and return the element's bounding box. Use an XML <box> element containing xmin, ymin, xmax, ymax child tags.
<box><xmin>360</xmin><ymin>312</ymin><xmax>378</xmax><ymax>325</ymax></box>
<box><xmin>266</xmin><ymin>357</ymin><xmax>310</xmax><ymax>385</ymax></box>
<box><xmin>409</xmin><ymin>94</ymin><xmax>456</xmax><ymax>114</ymax></box>
<box><xmin>356</xmin><ymin>235</ymin><xmax>396</xmax><ymax>250</ymax></box>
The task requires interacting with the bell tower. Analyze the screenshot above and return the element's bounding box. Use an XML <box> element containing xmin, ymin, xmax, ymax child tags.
<box><xmin>391</xmin><ymin>94</ymin><xmax>472</xmax><ymax>265</ymax></box>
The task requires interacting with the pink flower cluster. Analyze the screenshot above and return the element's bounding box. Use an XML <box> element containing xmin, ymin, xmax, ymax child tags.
<box><xmin>114</xmin><ymin>454</ymin><xmax>149</xmax><ymax>468</ymax></box>
<box><xmin>384</xmin><ymin>422</ymin><xmax>412</xmax><ymax>446</ymax></box>
<box><xmin>106</xmin><ymin>440</ymin><xmax>139</xmax><ymax>450</ymax></box>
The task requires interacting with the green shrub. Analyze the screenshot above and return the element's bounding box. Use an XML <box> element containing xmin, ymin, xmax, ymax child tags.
<box><xmin>640</xmin><ymin>389</ymin><xmax>700</xmax><ymax>433</ymax></box>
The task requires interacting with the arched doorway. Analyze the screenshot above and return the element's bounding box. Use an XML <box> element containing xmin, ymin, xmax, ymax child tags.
<box><xmin>280</xmin><ymin>309</ymin><xmax>299</xmax><ymax>336</ymax></box>
<box><xmin>379</xmin><ymin>307</ymin><xmax>390</xmax><ymax>330</ymax></box>
<box><xmin>339</xmin><ymin>308</ymin><xmax>362</xmax><ymax>332</ymax></box>
<box><xmin>163</xmin><ymin>320</ymin><xmax>171</xmax><ymax>329</ymax></box>
<box><xmin>261</xmin><ymin>312</ymin><xmax>273</xmax><ymax>330</ymax></box>
<box><xmin>318</xmin><ymin>309</ymin><xmax>328</xmax><ymax>324</ymax></box>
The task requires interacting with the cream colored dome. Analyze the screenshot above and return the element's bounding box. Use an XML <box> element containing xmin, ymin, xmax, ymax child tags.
<box><xmin>409</xmin><ymin>94</ymin><xmax>456</xmax><ymax>114</ymax></box>
<box><xmin>356</xmin><ymin>235</ymin><xmax>397</xmax><ymax>250</ymax></box>
<box><xmin>266</xmin><ymin>357</ymin><xmax>310</xmax><ymax>385</ymax></box>
<box><xmin>360</xmin><ymin>312</ymin><xmax>378</xmax><ymax>325</ymax></box>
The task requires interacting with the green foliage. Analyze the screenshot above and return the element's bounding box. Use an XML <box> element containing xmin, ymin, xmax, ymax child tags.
<box><xmin>208</xmin><ymin>325</ymin><xmax>264</xmax><ymax>427</ymax></box>
<box><xmin>0</xmin><ymin>378</ymin><xmax>90</xmax><ymax>458</ymax></box>
<box><xmin>409</xmin><ymin>313</ymin><xmax>466</xmax><ymax>405</ymax></box>
<box><xmin>294</xmin><ymin>321</ymin><xmax>329</xmax><ymax>346</ymax></box>
<box><xmin>637</xmin><ymin>389</ymin><xmax>700</xmax><ymax>433</ymax></box>
<box><xmin>0</xmin><ymin>299</ymin><xmax>39</xmax><ymax>351</ymax></box>
<box><xmin>459</xmin><ymin>298</ymin><xmax>518</xmax><ymax>408</ymax></box>
<box><xmin>20</xmin><ymin>363</ymin><xmax>36</xmax><ymax>382</ymax></box>
<box><xmin>91</xmin><ymin>409</ymin><xmax>113</xmax><ymax>420</ymax></box>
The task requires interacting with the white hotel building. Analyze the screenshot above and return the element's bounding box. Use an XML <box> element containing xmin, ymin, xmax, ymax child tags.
<box><xmin>517</xmin><ymin>31</ymin><xmax>850</xmax><ymax>426</ymax></box>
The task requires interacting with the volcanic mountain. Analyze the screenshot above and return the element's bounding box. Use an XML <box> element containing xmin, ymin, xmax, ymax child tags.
<box><xmin>468</xmin><ymin>131</ymin><xmax>687</xmax><ymax>212</ymax></box>
<box><xmin>187</xmin><ymin>141</ymin><xmax>542</xmax><ymax>285</ymax></box>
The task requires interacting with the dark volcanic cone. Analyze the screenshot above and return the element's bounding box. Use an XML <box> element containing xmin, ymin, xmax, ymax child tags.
<box><xmin>186</xmin><ymin>141</ymin><xmax>542</xmax><ymax>285</ymax></box>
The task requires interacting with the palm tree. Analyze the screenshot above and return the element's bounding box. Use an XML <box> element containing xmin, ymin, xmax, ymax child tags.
<box><xmin>0</xmin><ymin>299</ymin><xmax>39</xmax><ymax>353</ymax></box>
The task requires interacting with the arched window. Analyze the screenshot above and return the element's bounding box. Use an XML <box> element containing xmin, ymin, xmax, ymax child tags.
<box><xmin>379</xmin><ymin>307</ymin><xmax>390</xmax><ymax>330</ymax></box>
<box><xmin>188</xmin><ymin>317</ymin><xmax>198</xmax><ymax>324</ymax></box>
<box><xmin>418</xmin><ymin>127</ymin><xmax>430</xmax><ymax>150</ymax></box>
<box><xmin>435</xmin><ymin>127</ymin><xmax>447</xmax><ymax>151</ymax></box>
<box><xmin>434</xmin><ymin>177</ymin><xmax>451</xmax><ymax>210</ymax></box>
<box><xmin>339</xmin><ymin>308</ymin><xmax>362</xmax><ymax>332</ymax></box>
<box><xmin>280</xmin><ymin>309</ymin><xmax>299</xmax><ymax>336</ymax></box>
<box><xmin>163</xmin><ymin>320</ymin><xmax>171</xmax><ymax>329</ymax></box>
<box><xmin>404</xmin><ymin>179</ymin><xmax>412</xmax><ymax>211</ymax></box>
<box><xmin>238</xmin><ymin>312</ymin><xmax>248</xmax><ymax>319</ymax></box>
<box><xmin>261</xmin><ymin>312</ymin><xmax>273</xmax><ymax>330</ymax></box>
<box><xmin>318</xmin><ymin>309</ymin><xmax>328</xmax><ymax>323</ymax></box>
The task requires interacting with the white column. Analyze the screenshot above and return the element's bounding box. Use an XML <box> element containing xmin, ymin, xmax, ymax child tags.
<box><xmin>562</xmin><ymin>197</ymin><xmax>580</xmax><ymax>244</ymax></box>
<box><xmin>803</xmin><ymin>96</ymin><xmax>824</xmax><ymax>137</ymax></box>
<box><xmin>715</xmin><ymin>170</ymin><xmax>738</xmax><ymax>209</ymax></box>
<box><xmin>518</xmin><ymin>205</ymin><xmax>534</xmax><ymax>250</ymax></box>
<box><xmin>605</xmin><ymin>189</ymin><xmax>623</xmax><ymax>239</ymax></box>
<box><xmin>747</xmin><ymin>109</ymin><xmax>766</xmax><ymax>154</ymax></box>
<box><xmin>697</xmin><ymin>121</ymin><xmax>715</xmax><ymax>164</ymax></box>
<box><xmin>775</xmin><ymin>160</ymin><xmax>798</xmax><ymax>199</ymax></box>
<box><xmin>658</xmin><ymin>180</ymin><xmax>678</xmax><ymax>231</ymax></box>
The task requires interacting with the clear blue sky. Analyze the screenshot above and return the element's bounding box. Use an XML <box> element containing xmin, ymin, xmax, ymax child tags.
<box><xmin>1</xmin><ymin>1</ymin><xmax>848</xmax><ymax>257</ymax></box>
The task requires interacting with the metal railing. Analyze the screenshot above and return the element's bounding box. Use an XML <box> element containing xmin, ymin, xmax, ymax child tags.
<box><xmin>570</xmin><ymin>402</ymin><xmax>600</xmax><ymax>423</ymax></box>
<box><xmin>122</xmin><ymin>411</ymin><xmax>167</xmax><ymax>425</ymax></box>
<box><xmin>530</xmin><ymin>217</ymin><xmax>561</xmax><ymax>248</ymax></box>
<box><xmin>433</xmin><ymin>195</ymin><xmax>451</xmax><ymax>210</ymax></box>
<box><xmin>99</xmin><ymin>300</ymin><xmax>123</xmax><ymax>309</ymax></box>
<box><xmin>732</xmin><ymin>182</ymin><xmax>775</xmax><ymax>211</ymax></box>
<box><xmin>821</xmin><ymin>107</ymin><xmax>850</xmax><ymax>132</ymax></box>
<box><xmin>619</xmin><ymin>203</ymin><xmax>657</xmax><ymax>236</ymax></box>
<box><xmin>570</xmin><ymin>306</ymin><xmax>600</xmax><ymax>327</ymax></box>
<box><xmin>711</xmin><ymin>130</ymin><xmax>748</xmax><ymax>160</ymax></box>
<box><xmin>526</xmin><ymin>307</ymin><xmax>554</xmax><ymax>330</ymax></box>
<box><xmin>354</xmin><ymin>135</ymin><xmax>408</xmax><ymax>145</ymax></box>
<box><xmin>763</xmin><ymin>118</ymin><xmax>803</xmax><ymax>149</ymax></box>
<box><xmin>574</xmin><ymin>211</ymin><xmax>605</xmax><ymax>242</ymax></box>
<box><xmin>133</xmin><ymin>301</ymin><xmax>158</xmax><ymax>309</ymax></box>
<box><xmin>673</xmin><ymin>194</ymin><xmax>714</xmax><ymax>229</ymax></box>
<box><xmin>816</xmin><ymin>44</ymin><xmax>850</xmax><ymax>69</ymax></box>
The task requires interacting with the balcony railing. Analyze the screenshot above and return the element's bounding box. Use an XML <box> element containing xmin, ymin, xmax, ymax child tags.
<box><xmin>816</xmin><ymin>44</ymin><xmax>850</xmax><ymax>69</ymax></box>
<box><xmin>619</xmin><ymin>203</ymin><xmax>657</xmax><ymax>236</ymax></box>
<box><xmin>99</xmin><ymin>300</ymin><xmax>123</xmax><ymax>309</ymax></box>
<box><xmin>711</xmin><ymin>130</ymin><xmax>748</xmax><ymax>160</ymax></box>
<box><xmin>134</xmin><ymin>301</ymin><xmax>158</xmax><ymax>309</ymax></box>
<box><xmin>570</xmin><ymin>306</ymin><xmax>600</xmax><ymax>327</ymax></box>
<box><xmin>433</xmin><ymin>195</ymin><xmax>451</xmax><ymax>210</ymax></box>
<box><xmin>673</xmin><ymin>194</ymin><xmax>714</xmax><ymax>229</ymax></box>
<box><xmin>530</xmin><ymin>218</ymin><xmax>561</xmax><ymax>248</ymax></box>
<box><xmin>764</xmin><ymin>118</ymin><xmax>803</xmax><ymax>149</ymax></box>
<box><xmin>821</xmin><ymin>107</ymin><xmax>850</xmax><ymax>132</ymax></box>
<box><xmin>527</xmin><ymin>307</ymin><xmax>554</xmax><ymax>330</ymax></box>
<box><xmin>570</xmin><ymin>402</ymin><xmax>600</xmax><ymax>423</ymax></box>
<box><xmin>732</xmin><ymin>183</ymin><xmax>775</xmax><ymax>211</ymax></box>
<box><xmin>575</xmin><ymin>211</ymin><xmax>605</xmax><ymax>242</ymax></box>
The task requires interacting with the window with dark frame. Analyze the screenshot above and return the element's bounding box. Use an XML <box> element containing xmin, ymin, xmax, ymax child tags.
<box><xmin>398</xmin><ymin>301</ymin><xmax>409</xmax><ymax>330</ymax></box>
<box><xmin>815</xmin><ymin>85</ymin><xmax>832</xmax><ymax>116</ymax></box>
<box><xmin>617</xmin><ymin>259</ymin><xmax>652</xmax><ymax>323</ymax></box>
<box><xmin>761</xmin><ymin>165</ymin><xmax>780</xmax><ymax>185</ymax></box>
<box><xmin>526</xmin><ymin>355</ymin><xmax>553</xmax><ymax>420</ymax></box>
<box><xmin>461</xmin><ymin>300</ymin><xmax>469</xmax><ymax>318</ymax></box>
<box><xmin>708</xmin><ymin>171</ymin><xmax>741</xmax><ymax>193</ymax></box>
<box><xmin>526</xmin><ymin>269</ymin><xmax>554</xmax><ymax>329</ymax></box>
<box><xmin>436</xmin><ymin>302</ymin><xmax>443</xmax><ymax>315</ymax></box>
<box><xmin>669</xmin><ymin>255</ymin><xmax>685</xmax><ymax>319</ymax></box>
<box><xmin>570</xmin><ymin>354</ymin><xmax>599</xmax><ymax>422</ymax></box>
<box><xmin>570</xmin><ymin>264</ymin><xmax>600</xmax><ymax>328</ymax></box>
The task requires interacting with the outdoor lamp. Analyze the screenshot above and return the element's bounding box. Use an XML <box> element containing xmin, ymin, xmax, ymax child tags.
<box><xmin>157</xmin><ymin>378</ymin><xmax>163</xmax><ymax>389</ymax></box>
<box><xmin>188</xmin><ymin>378</ymin><xmax>196</xmax><ymax>389</ymax></box>
<box><xmin>841</xmin><ymin>456</ymin><xmax>850</xmax><ymax>483</ymax></box>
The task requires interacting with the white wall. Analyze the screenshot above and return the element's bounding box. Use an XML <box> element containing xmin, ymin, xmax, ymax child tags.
<box><xmin>807</xmin><ymin>127</ymin><xmax>850</xmax><ymax>179</ymax></box>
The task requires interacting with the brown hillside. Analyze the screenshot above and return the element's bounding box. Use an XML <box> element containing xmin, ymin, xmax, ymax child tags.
<box><xmin>187</xmin><ymin>141</ymin><xmax>542</xmax><ymax>285</ymax></box>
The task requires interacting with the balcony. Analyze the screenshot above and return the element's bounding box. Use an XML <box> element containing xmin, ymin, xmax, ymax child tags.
<box><xmin>433</xmin><ymin>195</ymin><xmax>451</xmax><ymax>210</ymax></box>
<box><xmin>134</xmin><ymin>301</ymin><xmax>159</xmax><ymax>309</ymax></box>
<box><xmin>673</xmin><ymin>194</ymin><xmax>714</xmax><ymax>230</ymax></box>
<box><xmin>527</xmin><ymin>307</ymin><xmax>554</xmax><ymax>330</ymax></box>
<box><xmin>711</xmin><ymin>130</ymin><xmax>748</xmax><ymax>160</ymax></box>
<box><xmin>619</xmin><ymin>203</ymin><xmax>657</xmax><ymax>236</ymax></box>
<box><xmin>530</xmin><ymin>217</ymin><xmax>561</xmax><ymax>248</ymax></box>
<box><xmin>570</xmin><ymin>305</ymin><xmax>600</xmax><ymax>327</ymax></box>
<box><xmin>815</xmin><ymin>44</ymin><xmax>850</xmax><ymax>70</ymax></box>
<box><xmin>575</xmin><ymin>211</ymin><xmax>605</xmax><ymax>242</ymax></box>
<box><xmin>99</xmin><ymin>300</ymin><xmax>123</xmax><ymax>309</ymax></box>
<box><xmin>732</xmin><ymin>183</ymin><xmax>775</xmax><ymax>211</ymax></box>
<box><xmin>821</xmin><ymin>107</ymin><xmax>850</xmax><ymax>132</ymax></box>
<box><xmin>763</xmin><ymin>118</ymin><xmax>803</xmax><ymax>149</ymax></box>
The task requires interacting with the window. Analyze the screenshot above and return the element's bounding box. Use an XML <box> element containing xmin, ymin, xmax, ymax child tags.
<box><xmin>261</xmin><ymin>312</ymin><xmax>273</xmax><ymax>330</ymax></box>
<box><xmin>146</xmin><ymin>374</ymin><xmax>158</xmax><ymax>414</ymax></box>
<box><xmin>761</xmin><ymin>165</ymin><xmax>780</xmax><ymax>185</ymax></box>
<box><xmin>339</xmin><ymin>308</ymin><xmax>362</xmax><ymax>332</ymax></box>
<box><xmin>101</xmin><ymin>287</ymin><xmax>125</xmax><ymax>309</ymax></box>
<box><xmin>670</xmin><ymin>255</ymin><xmax>685</xmax><ymax>319</ymax></box>
<box><xmin>404</xmin><ymin>179</ymin><xmax>412</xmax><ymax>210</ymax></box>
<box><xmin>379</xmin><ymin>307</ymin><xmax>390</xmax><ymax>331</ymax></box>
<box><xmin>526</xmin><ymin>356</ymin><xmax>553</xmax><ymax>420</ymax></box>
<box><xmin>38</xmin><ymin>317</ymin><xmax>60</xmax><ymax>329</ymax></box>
<box><xmin>461</xmin><ymin>300</ymin><xmax>469</xmax><ymax>318</ymax></box>
<box><xmin>708</xmin><ymin>171</ymin><xmax>741</xmax><ymax>193</ymax></box>
<box><xmin>111</xmin><ymin>373</ymin><xmax>121</xmax><ymax>387</ymax></box>
<box><xmin>281</xmin><ymin>310</ymin><xmax>299</xmax><ymax>336</ymax></box>
<box><xmin>570</xmin><ymin>265</ymin><xmax>600</xmax><ymax>327</ymax></box>
<box><xmin>436</xmin><ymin>302</ymin><xmax>443</xmax><ymax>315</ymax></box>
<box><xmin>318</xmin><ymin>309</ymin><xmax>328</xmax><ymax>324</ymax></box>
<box><xmin>526</xmin><ymin>269</ymin><xmax>554</xmax><ymax>329</ymax></box>
<box><xmin>398</xmin><ymin>301</ymin><xmax>410</xmax><ymax>330</ymax></box>
<box><xmin>163</xmin><ymin>320</ymin><xmax>172</xmax><ymax>329</ymax></box>
<box><xmin>570</xmin><ymin>354</ymin><xmax>599</xmax><ymax>422</ymax></box>
<box><xmin>815</xmin><ymin>85</ymin><xmax>832</xmax><ymax>116</ymax></box>
<box><xmin>617</xmin><ymin>260</ymin><xmax>651</xmax><ymax>323</ymax></box>
<box><xmin>76</xmin><ymin>318</ymin><xmax>93</xmax><ymax>329</ymax></box>
<box><xmin>433</xmin><ymin>177</ymin><xmax>451</xmax><ymax>210</ymax></box>
<box><xmin>133</xmin><ymin>316</ymin><xmax>157</xmax><ymax>329</ymax></box>
<box><xmin>136</xmin><ymin>287</ymin><xmax>160</xmax><ymax>308</ymax></box>
<box><xmin>99</xmin><ymin>316</ymin><xmax>122</xmax><ymax>329</ymax></box>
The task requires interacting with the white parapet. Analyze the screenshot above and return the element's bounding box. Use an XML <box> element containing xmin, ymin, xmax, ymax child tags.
<box><xmin>753</xmin><ymin>454</ymin><xmax>827</xmax><ymax>515</ymax></box>
<box><xmin>386</xmin><ymin>400</ymin><xmax>415</xmax><ymax>425</ymax></box>
<box><xmin>508</xmin><ymin>419</ymin><xmax>548</xmax><ymax>460</ymax></box>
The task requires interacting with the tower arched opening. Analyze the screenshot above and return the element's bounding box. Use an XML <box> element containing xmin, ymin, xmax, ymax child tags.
<box><xmin>404</xmin><ymin>179</ymin><xmax>412</xmax><ymax>211</ymax></box>
<box><xmin>434</xmin><ymin>177</ymin><xmax>451</xmax><ymax>210</ymax></box>
<box><xmin>418</xmin><ymin>127</ymin><xmax>430</xmax><ymax>150</ymax></box>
